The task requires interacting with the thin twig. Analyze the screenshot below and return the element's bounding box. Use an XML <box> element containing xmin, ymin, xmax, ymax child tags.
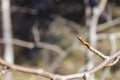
<box><xmin>105</xmin><ymin>55</ymin><xmax>120</xmax><ymax>67</ymax></box>
<box><xmin>77</xmin><ymin>36</ymin><xmax>108</xmax><ymax>60</ymax></box>
<box><xmin>100</xmin><ymin>33</ymin><xmax>118</xmax><ymax>80</ymax></box>
<box><xmin>97</xmin><ymin>32</ymin><xmax>120</xmax><ymax>40</ymax></box>
<box><xmin>61</xmin><ymin>51</ymin><xmax>120</xmax><ymax>80</ymax></box>
<box><xmin>97</xmin><ymin>17</ymin><xmax>120</xmax><ymax>32</ymax></box>
<box><xmin>0</xmin><ymin>38</ymin><xmax>65</xmax><ymax>56</ymax></box>
<box><xmin>0</xmin><ymin>58</ymin><xmax>57</xmax><ymax>79</ymax></box>
<box><xmin>0</xmin><ymin>42</ymin><xmax>119</xmax><ymax>80</ymax></box>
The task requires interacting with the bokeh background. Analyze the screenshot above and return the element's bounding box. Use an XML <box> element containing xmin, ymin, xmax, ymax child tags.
<box><xmin>0</xmin><ymin>0</ymin><xmax>120</xmax><ymax>80</ymax></box>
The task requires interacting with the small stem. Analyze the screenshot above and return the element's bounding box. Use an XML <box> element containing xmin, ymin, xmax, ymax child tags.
<box><xmin>77</xmin><ymin>36</ymin><xmax>108</xmax><ymax>59</ymax></box>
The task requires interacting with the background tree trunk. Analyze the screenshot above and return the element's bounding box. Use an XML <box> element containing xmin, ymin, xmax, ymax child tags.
<box><xmin>1</xmin><ymin>0</ymin><xmax>14</xmax><ymax>80</ymax></box>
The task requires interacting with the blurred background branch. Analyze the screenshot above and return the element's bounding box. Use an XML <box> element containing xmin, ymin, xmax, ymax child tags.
<box><xmin>0</xmin><ymin>0</ymin><xmax>119</xmax><ymax>80</ymax></box>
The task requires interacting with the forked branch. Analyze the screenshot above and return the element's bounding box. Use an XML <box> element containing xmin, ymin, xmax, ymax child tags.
<box><xmin>0</xmin><ymin>37</ymin><xmax>120</xmax><ymax>80</ymax></box>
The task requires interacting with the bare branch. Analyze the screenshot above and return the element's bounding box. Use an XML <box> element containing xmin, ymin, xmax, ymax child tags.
<box><xmin>50</xmin><ymin>15</ymin><xmax>81</xmax><ymax>33</ymax></box>
<box><xmin>11</xmin><ymin>6</ymin><xmax>38</xmax><ymax>15</ymax></box>
<box><xmin>13</xmin><ymin>39</ymin><xmax>34</xmax><ymax>48</ymax></box>
<box><xmin>0</xmin><ymin>58</ymin><xmax>57</xmax><ymax>79</ymax></box>
<box><xmin>97</xmin><ymin>17</ymin><xmax>120</xmax><ymax>32</ymax></box>
<box><xmin>98</xmin><ymin>0</ymin><xmax>108</xmax><ymax>15</ymax></box>
<box><xmin>1</xmin><ymin>0</ymin><xmax>14</xmax><ymax>64</ymax></box>
<box><xmin>77</xmin><ymin>36</ymin><xmax>108</xmax><ymax>60</ymax></box>
<box><xmin>49</xmin><ymin>46</ymin><xmax>74</xmax><ymax>72</ymax></box>
<box><xmin>105</xmin><ymin>55</ymin><xmax>120</xmax><ymax>67</ymax></box>
<box><xmin>0</xmin><ymin>38</ymin><xmax>65</xmax><ymax>56</ymax></box>
<box><xmin>36</xmin><ymin>42</ymin><xmax>66</xmax><ymax>56</ymax></box>
<box><xmin>97</xmin><ymin>32</ymin><xmax>120</xmax><ymax>40</ymax></box>
<box><xmin>100</xmin><ymin>68</ymin><xmax>110</xmax><ymax>80</ymax></box>
<box><xmin>99</xmin><ymin>32</ymin><xmax>118</xmax><ymax>80</ymax></box>
<box><xmin>61</xmin><ymin>51</ymin><xmax>120</xmax><ymax>80</ymax></box>
<box><xmin>0</xmin><ymin>38</ymin><xmax>120</xmax><ymax>80</ymax></box>
<box><xmin>32</xmin><ymin>22</ymin><xmax>41</xmax><ymax>44</ymax></box>
<box><xmin>0</xmin><ymin>38</ymin><xmax>34</xmax><ymax>49</ymax></box>
<box><xmin>85</xmin><ymin>0</ymin><xmax>108</xmax><ymax>79</ymax></box>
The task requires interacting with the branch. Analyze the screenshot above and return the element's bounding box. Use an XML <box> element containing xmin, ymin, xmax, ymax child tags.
<box><xmin>77</xmin><ymin>36</ymin><xmax>108</xmax><ymax>60</ymax></box>
<box><xmin>99</xmin><ymin>32</ymin><xmax>118</xmax><ymax>80</ymax></box>
<box><xmin>62</xmin><ymin>51</ymin><xmax>120</xmax><ymax>80</ymax></box>
<box><xmin>0</xmin><ymin>58</ymin><xmax>57</xmax><ymax>79</ymax></box>
<box><xmin>105</xmin><ymin>55</ymin><xmax>120</xmax><ymax>67</ymax></box>
<box><xmin>97</xmin><ymin>17</ymin><xmax>120</xmax><ymax>32</ymax></box>
<box><xmin>1</xmin><ymin>0</ymin><xmax>14</xmax><ymax>79</ymax></box>
<box><xmin>84</xmin><ymin>1</ymin><xmax>108</xmax><ymax>79</ymax></box>
<box><xmin>0</xmin><ymin>37</ymin><xmax>119</xmax><ymax>80</ymax></box>
<box><xmin>11</xmin><ymin>5</ymin><xmax>38</xmax><ymax>15</ymax></box>
<box><xmin>36</xmin><ymin>42</ymin><xmax>66</xmax><ymax>56</ymax></box>
<box><xmin>0</xmin><ymin>50</ymin><xmax>119</xmax><ymax>80</ymax></box>
<box><xmin>0</xmin><ymin>38</ymin><xmax>65</xmax><ymax>56</ymax></box>
<box><xmin>32</xmin><ymin>22</ymin><xmax>41</xmax><ymax>44</ymax></box>
<box><xmin>31</xmin><ymin>23</ymin><xmax>66</xmax><ymax>56</ymax></box>
<box><xmin>97</xmin><ymin>32</ymin><xmax>120</xmax><ymax>40</ymax></box>
<box><xmin>1</xmin><ymin>0</ymin><xmax>14</xmax><ymax>64</ymax></box>
<box><xmin>51</xmin><ymin>15</ymin><xmax>81</xmax><ymax>33</ymax></box>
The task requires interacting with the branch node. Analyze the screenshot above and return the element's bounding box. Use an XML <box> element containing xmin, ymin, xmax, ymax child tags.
<box><xmin>104</xmin><ymin>56</ymin><xmax>109</xmax><ymax>60</ymax></box>
<box><xmin>83</xmin><ymin>73</ymin><xmax>90</xmax><ymax>80</ymax></box>
<box><xmin>105</xmin><ymin>55</ymin><xmax>120</xmax><ymax>67</ymax></box>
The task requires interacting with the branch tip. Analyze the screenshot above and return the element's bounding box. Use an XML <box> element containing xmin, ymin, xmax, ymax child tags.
<box><xmin>77</xmin><ymin>36</ymin><xmax>90</xmax><ymax>48</ymax></box>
